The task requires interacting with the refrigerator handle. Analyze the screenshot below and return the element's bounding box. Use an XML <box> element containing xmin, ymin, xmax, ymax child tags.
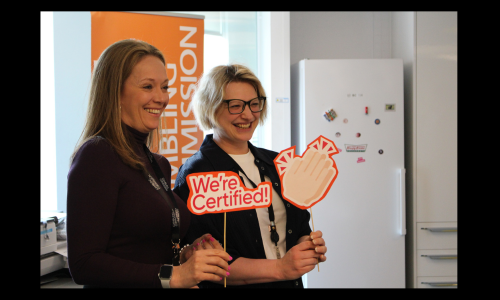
<box><xmin>421</xmin><ymin>281</ymin><xmax>458</xmax><ymax>287</ymax></box>
<box><xmin>399</xmin><ymin>169</ymin><xmax>406</xmax><ymax>236</ymax></box>
<box><xmin>421</xmin><ymin>227</ymin><xmax>457</xmax><ymax>232</ymax></box>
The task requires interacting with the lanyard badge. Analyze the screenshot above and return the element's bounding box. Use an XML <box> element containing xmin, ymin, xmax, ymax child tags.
<box><xmin>143</xmin><ymin>144</ymin><xmax>181</xmax><ymax>266</ymax></box>
<box><xmin>237</xmin><ymin>159</ymin><xmax>281</xmax><ymax>259</ymax></box>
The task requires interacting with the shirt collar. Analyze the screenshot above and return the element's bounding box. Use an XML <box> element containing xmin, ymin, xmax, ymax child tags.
<box><xmin>199</xmin><ymin>134</ymin><xmax>275</xmax><ymax>170</ymax></box>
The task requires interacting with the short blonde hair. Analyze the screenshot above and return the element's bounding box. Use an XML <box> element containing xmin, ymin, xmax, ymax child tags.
<box><xmin>191</xmin><ymin>64</ymin><xmax>267</xmax><ymax>131</ymax></box>
<box><xmin>71</xmin><ymin>39</ymin><xmax>165</xmax><ymax>171</ymax></box>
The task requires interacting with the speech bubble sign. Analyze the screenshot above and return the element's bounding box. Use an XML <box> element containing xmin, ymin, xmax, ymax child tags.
<box><xmin>186</xmin><ymin>171</ymin><xmax>272</xmax><ymax>215</ymax></box>
<box><xmin>273</xmin><ymin>135</ymin><xmax>339</xmax><ymax>210</ymax></box>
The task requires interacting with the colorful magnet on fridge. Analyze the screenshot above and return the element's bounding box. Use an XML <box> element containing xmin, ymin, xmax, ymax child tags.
<box><xmin>385</xmin><ymin>104</ymin><xmax>396</xmax><ymax>111</ymax></box>
<box><xmin>343</xmin><ymin>118</ymin><xmax>348</xmax><ymax>124</ymax></box>
<box><xmin>375</xmin><ymin>118</ymin><xmax>380</xmax><ymax>125</ymax></box>
<box><xmin>335</xmin><ymin>132</ymin><xmax>341</xmax><ymax>137</ymax></box>
<box><xmin>356</xmin><ymin>133</ymin><xmax>361</xmax><ymax>138</ymax></box>
<box><xmin>345</xmin><ymin>144</ymin><xmax>367</xmax><ymax>152</ymax></box>
<box><xmin>365</xmin><ymin>106</ymin><xmax>368</xmax><ymax>115</ymax></box>
<box><xmin>357</xmin><ymin>157</ymin><xmax>365</xmax><ymax>163</ymax></box>
<box><xmin>379</xmin><ymin>149</ymin><xmax>384</xmax><ymax>154</ymax></box>
<box><xmin>323</xmin><ymin>109</ymin><xmax>337</xmax><ymax>122</ymax></box>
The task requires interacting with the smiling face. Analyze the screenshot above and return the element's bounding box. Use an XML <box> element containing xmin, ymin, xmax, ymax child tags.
<box><xmin>120</xmin><ymin>55</ymin><xmax>169</xmax><ymax>133</ymax></box>
<box><xmin>213</xmin><ymin>81</ymin><xmax>260</xmax><ymax>154</ymax></box>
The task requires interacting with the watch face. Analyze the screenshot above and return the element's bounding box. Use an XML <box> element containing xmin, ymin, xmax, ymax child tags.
<box><xmin>160</xmin><ymin>265</ymin><xmax>173</xmax><ymax>278</ymax></box>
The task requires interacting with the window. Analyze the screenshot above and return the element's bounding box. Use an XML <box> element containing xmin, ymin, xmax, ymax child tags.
<box><xmin>40</xmin><ymin>12</ymin><xmax>57</xmax><ymax>213</ymax></box>
<box><xmin>173</xmin><ymin>12</ymin><xmax>262</xmax><ymax>146</ymax></box>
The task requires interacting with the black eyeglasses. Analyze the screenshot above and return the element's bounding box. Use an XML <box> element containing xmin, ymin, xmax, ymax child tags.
<box><xmin>222</xmin><ymin>97</ymin><xmax>266</xmax><ymax>114</ymax></box>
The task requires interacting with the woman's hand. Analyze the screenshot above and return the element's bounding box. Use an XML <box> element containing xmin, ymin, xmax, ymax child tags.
<box><xmin>297</xmin><ymin>230</ymin><xmax>327</xmax><ymax>262</ymax></box>
<box><xmin>169</xmin><ymin>248</ymin><xmax>232</xmax><ymax>288</ymax></box>
<box><xmin>180</xmin><ymin>233</ymin><xmax>223</xmax><ymax>264</ymax></box>
<box><xmin>276</xmin><ymin>230</ymin><xmax>327</xmax><ymax>280</ymax></box>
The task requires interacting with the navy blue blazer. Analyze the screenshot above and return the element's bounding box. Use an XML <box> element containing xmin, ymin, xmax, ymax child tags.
<box><xmin>173</xmin><ymin>134</ymin><xmax>311</xmax><ymax>288</ymax></box>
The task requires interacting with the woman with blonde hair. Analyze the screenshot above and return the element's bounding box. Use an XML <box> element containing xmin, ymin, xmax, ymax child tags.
<box><xmin>67</xmin><ymin>39</ymin><xmax>231</xmax><ymax>288</ymax></box>
<box><xmin>173</xmin><ymin>64</ymin><xmax>327</xmax><ymax>288</ymax></box>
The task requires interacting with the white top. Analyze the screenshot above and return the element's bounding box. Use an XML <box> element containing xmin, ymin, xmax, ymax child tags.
<box><xmin>229</xmin><ymin>150</ymin><xmax>287</xmax><ymax>259</ymax></box>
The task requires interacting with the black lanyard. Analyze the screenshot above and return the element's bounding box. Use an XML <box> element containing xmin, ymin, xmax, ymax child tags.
<box><xmin>142</xmin><ymin>144</ymin><xmax>181</xmax><ymax>266</ymax></box>
<box><xmin>234</xmin><ymin>161</ymin><xmax>281</xmax><ymax>259</ymax></box>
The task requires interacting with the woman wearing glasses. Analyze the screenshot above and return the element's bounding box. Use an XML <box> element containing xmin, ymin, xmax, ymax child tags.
<box><xmin>173</xmin><ymin>64</ymin><xmax>327</xmax><ymax>288</ymax></box>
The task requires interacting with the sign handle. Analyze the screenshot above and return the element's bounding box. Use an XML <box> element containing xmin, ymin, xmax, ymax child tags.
<box><xmin>310</xmin><ymin>208</ymin><xmax>319</xmax><ymax>272</ymax></box>
<box><xmin>224</xmin><ymin>212</ymin><xmax>227</xmax><ymax>287</ymax></box>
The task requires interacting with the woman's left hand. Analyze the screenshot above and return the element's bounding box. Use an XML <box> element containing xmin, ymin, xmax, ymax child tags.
<box><xmin>311</xmin><ymin>230</ymin><xmax>327</xmax><ymax>262</ymax></box>
<box><xmin>180</xmin><ymin>233</ymin><xmax>223</xmax><ymax>264</ymax></box>
<box><xmin>297</xmin><ymin>230</ymin><xmax>327</xmax><ymax>262</ymax></box>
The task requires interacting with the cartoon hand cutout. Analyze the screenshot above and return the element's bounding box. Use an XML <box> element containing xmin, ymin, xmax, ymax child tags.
<box><xmin>274</xmin><ymin>136</ymin><xmax>339</xmax><ymax>209</ymax></box>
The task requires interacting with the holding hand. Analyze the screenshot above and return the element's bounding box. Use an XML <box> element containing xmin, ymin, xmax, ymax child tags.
<box><xmin>308</xmin><ymin>230</ymin><xmax>327</xmax><ymax>263</ymax></box>
<box><xmin>297</xmin><ymin>230</ymin><xmax>327</xmax><ymax>262</ymax></box>
<box><xmin>276</xmin><ymin>230</ymin><xmax>326</xmax><ymax>280</ymax></box>
<box><xmin>276</xmin><ymin>230</ymin><xmax>327</xmax><ymax>281</ymax></box>
<box><xmin>180</xmin><ymin>233</ymin><xmax>223</xmax><ymax>264</ymax></box>
<box><xmin>170</xmin><ymin>234</ymin><xmax>232</xmax><ymax>288</ymax></box>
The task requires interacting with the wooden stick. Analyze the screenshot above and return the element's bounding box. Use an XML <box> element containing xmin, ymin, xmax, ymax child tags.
<box><xmin>224</xmin><ymin>212</ymin><xmax>226</xmax><ymax>287</ymax></box>
<box><xmin>310</xmin><ymin>208</ymin><xmax>320</xmax><ymax>272</ymax></box>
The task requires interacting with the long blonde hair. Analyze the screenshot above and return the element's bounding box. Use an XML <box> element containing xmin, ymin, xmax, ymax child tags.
<box><xmin>71</xmin><ymin>39</ymin><xmax>165</xmax><ymax>171</ymax></box>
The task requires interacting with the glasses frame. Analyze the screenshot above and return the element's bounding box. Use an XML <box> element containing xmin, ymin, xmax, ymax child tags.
<box><xmin>222</xmin><ymin>97</ymin><xmax>266</xmax><ymax>114</ymax></box>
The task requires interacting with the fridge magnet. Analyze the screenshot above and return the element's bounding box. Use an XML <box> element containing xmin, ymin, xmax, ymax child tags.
<box><xmin>335</xmin><ymin>132</ymin><xmax>341</xmax><ymax>138</ymax></box>
<box><xmin>356</xmin><ymin>133</ymin><xmax>361</xmax><ymax>138</ymax></box>
<box><xmin>365</xmin><ymin>106</ymin><xmax>368</xmax><ymax>115</ymax></box>
<box><xmin>343</xmin><ymin>118</ymin><xmax>348</xmax><ymax>123</ymax></box>
<box><xmin>357</xmin><ymin>157</ymin><xmax>366</xmax><ymax>163</ymax></box>
<box><xmin>345</xmin><ymin>144</ymin><xmax>367</xmax><ymax>152</ymax></box>
<box><xmin>375</xmin><ymin>118</ymin><xmax>380</xmax><ymax>125</ymax></box>
<box><xmin>323</xmin><ymin>108</ymin><xmax>337</xmax><ymax>122</ymax></box>
<box><xmin>379</xmin><ymin>149</ymin><xmax>384</xmax><ymax>154</ymax></box>
<box><xmin>385</xmin><ymin>104</ymin><xmax>396</xmax><ymax>111</ymax></box>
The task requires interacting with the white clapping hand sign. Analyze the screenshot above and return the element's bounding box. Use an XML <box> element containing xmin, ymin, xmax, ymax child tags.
<box><xmin>274</xmin><ymin>136</ymin><xmax>339</xmax><ymax>209</ymax></box>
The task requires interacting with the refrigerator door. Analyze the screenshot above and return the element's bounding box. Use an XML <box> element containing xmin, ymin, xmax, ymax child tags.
<box><xmin>291</xmin><ymin>59</ymin><xmax>405</xmax><ymax>288</ymax></box>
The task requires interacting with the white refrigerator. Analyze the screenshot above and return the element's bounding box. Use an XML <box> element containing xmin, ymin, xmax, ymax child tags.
<box><xmin>291</xmin><ymin>59</ymin><xmax>405</xmax><ymax>288</ymax></box>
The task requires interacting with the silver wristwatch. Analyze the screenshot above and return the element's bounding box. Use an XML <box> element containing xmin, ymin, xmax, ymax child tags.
<box><xmin>158</xmin><ymin>264</ymin><xmax>173</xmax><ymax>288</ymax></box>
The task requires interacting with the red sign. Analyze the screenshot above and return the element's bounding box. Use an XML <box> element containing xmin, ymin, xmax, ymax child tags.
<box><xmin>274</xmin><ymin>136</ymin><xmax>339</xmax><ymax>209</ymax></box>
<box><xmin>186</xmin><ymin>171</ymin><xmax>272</xmax><ymax>215</ymax></box>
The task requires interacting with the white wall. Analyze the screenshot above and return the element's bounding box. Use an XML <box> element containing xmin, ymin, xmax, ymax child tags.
<box><xmin>391</xmin><ymin>11</ymin><xmax>417</xmax><ymax>288</ymax></box>
<box><xmin>290</xmin><ymin>12</ymin><xmax>392</xmax><ymax>64</ymax></box>
<box><xmin>258</xmin><ymin>12</ymin><xmax>291</xmax><ymax>152</ymax></box>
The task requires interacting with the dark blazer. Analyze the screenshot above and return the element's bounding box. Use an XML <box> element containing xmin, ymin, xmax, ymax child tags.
<box><xmin>174</xmin><ymin>134</ymin><xmax>311</xmax><ymax>288</ymax></box>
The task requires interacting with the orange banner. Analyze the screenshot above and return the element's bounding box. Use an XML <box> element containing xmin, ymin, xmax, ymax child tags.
<box><xmin>91</xmin><ymin>12</ymin><xmax>204</xmax><ymax>187</ymax></box>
